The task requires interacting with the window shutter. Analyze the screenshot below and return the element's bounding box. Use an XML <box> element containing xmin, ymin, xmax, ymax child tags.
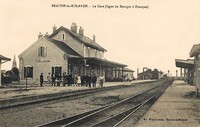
<box><xmin>43</xmin><ymin>46</ymin><xmax>47</xmax><ymax>57</ymax></box>
<box><xmin>52</xmin><ymin>67</ymin><xmax>55</xmax><ymax>76</ymax></box>
<box><xmin>24</xmin><ymin>67</ymin><xmax>27</xmax><ymax>78</ymax></box>
<box><xmin>38</xmin><ymin>47</ymin><xmax>41</xmax><ymax>56</ymax></box>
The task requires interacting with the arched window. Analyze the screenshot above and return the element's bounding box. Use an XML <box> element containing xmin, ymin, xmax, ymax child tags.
<box><xmin>38</xmin><ymin>45</ymin><xmax>47</xmax><ymax>57</ymax></box>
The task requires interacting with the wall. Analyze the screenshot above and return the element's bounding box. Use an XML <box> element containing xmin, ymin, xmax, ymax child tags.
<box><xmin>19</xmin><ymin>37</ymin><xmax>67</xmax><ymax>83</ymax></box>
<box><xmin>52</xmin><ymin>29</ymin><xmax>104</xmax><ymax>59</ymax></box>
<box><xmin>52</xmin><ymin>30</ymin><xmax>84</xmax><ymax>56</ymax></box>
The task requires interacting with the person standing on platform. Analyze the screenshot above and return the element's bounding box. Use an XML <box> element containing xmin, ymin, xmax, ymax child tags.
<box><xmin>68</xmin><ymin>74</ymin><xmax>72</xmax><ymax>86</ymax></box>
<box><xmin>47</xmin><ymin>73</ymin><xmax>51</xmax><ymax>84</ymax></box>
<box><xmin>99</xmin><ymin>75</ymin><xmax>104</xmax><ymax>87</ymax></box>
<box><xmin>57</xmin><ymin>74</ymin><xmax>61</xmax><ymax>86</ymax></box>
<box><xmin>87</xmin><ymin>74</ymin><xmax>91</xmax><ymax>87</ymax></box>
<box><xmin>77</xmin><ymin>75</ymin><xmax>81</xmax><ymax>86</ymax></box>
<box><xmin>40</xmin><ymin>73</ymin><xmax>44</xmax><ymax>87</ymax></box>
<box><xmin>92</xmin><ymin>74</ymin><xmax>97</xmax><ymax>87</ymax></box>
<box><xmin>52</xmin><ymin>74</ymin><xmax>56</xmax><ymax>86</ymax></box>
<box><xmin>81</xmin><ymin>74</ymin><xmax>85</xmax><ymax>86</ymax></box>
<box><xmin>62</xmin><ymin>72</ymin><xmax>67</xmax><ymax>86</ymax></box>
<box><xmin>74</xmin><ymin>74</ymin><xmax>78</xmax><ymax>86</ymax></box>
<box><xmin>67</xmin><ymin>74</ymin><xmax>70</xmax><ymax>86</ymax></box>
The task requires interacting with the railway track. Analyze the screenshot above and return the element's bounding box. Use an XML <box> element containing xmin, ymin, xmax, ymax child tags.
<box><xmin>0</xmin><ymin>80</ymin><xmax>156</xmax><ymax>110</ymax></box>
<box><xmin>36</xmin><ymin>79</ymin><xmax>173</xmax><ymax>127</ymax></box>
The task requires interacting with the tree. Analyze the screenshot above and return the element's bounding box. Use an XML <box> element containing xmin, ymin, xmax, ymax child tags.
<box><xmin>11</xmin><ymin>67</ymin><xmax>19</xmax><ymax>81</ymax></box>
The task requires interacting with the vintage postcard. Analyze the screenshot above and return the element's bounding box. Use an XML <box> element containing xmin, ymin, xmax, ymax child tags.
<box><xmin>0</xmin><ymin>0</ymin><xmax>200</xmax><ymax>127</ymax></box>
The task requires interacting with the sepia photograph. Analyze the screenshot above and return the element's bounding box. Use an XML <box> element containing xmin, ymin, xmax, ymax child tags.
<box><xmin>0</xmin><ymin>0</ymin><xmax>200</xmax><ymax>126</ymax></box>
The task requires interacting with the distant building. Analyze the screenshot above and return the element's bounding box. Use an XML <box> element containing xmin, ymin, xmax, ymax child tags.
<box><xmin>19</xmin><ymin>23</ymin><xmax>128</xmax><ymax>83</ymax></box>
<box><xmin>137</xmin><ymin>69</ymin><xmax>161</xmax><ymax>80</ymax></box>
<box><xmin>123</xmin><ymin>68</ymin><xmax>134</xmax><ymax>81</ymax></box>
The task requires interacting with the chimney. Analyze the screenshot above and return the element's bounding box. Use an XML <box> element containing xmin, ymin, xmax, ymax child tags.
<box><xmin>71</xmin><ymin>22</ymin><xmax>77</xmax><ymax>34</ymax></box>
<box><xmin>93</xmin><ymin>34</ymin><xmax>96</xmax><ymax>42</ymax></box>
<box><xmin>52</xmin><ymin>24</ymin><xmax>57</xmax><ymax>32</ymax></box>
<box><xmin>44</xmin><ymin>32</ymin><xmax>49</xmax><ymax>38</ymax></box>
<box><xmin>79</xmin><ymin>26</ymin><xmax>84</xmax><ymax>37</ymax></box>
<box><xmin>38</xmin><ymin>32</ymin><xmax>43</xmax><ymax>39</ymax></box>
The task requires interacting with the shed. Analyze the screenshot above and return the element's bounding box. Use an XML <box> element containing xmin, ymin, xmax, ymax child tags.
<box><xmin>0</xmin><ymin>55</ymin><xmax>11</xmax><ymax>86</ymax></box>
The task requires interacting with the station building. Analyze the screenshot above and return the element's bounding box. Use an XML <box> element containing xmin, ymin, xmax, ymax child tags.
<box><xmin>18</xmin><ymin>23</ymin><xmax>131</xmax><ymax>83</ymax></box>
<box><xmin>175</xmin><ymin>59</ymin><xmax>194</xmax><ymax>85</ymax></box>
<box><xmin>189</xmin><ymin>43</ymin><xmax>200</xmax><ymax>94</ymax></box>
<box><xmin>0</xmin><ymin>55</ymin><xmax>11</xmax><ymax>86</ymax></box>
<box><xmin>137</xmin><ymin>69</ymin><xmax>163</xmax><ymax>80</ymax></box>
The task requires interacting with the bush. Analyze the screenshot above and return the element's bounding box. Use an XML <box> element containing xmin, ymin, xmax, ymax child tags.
<box><xmin>1</xmin><ymin>74</ymin><xmax>11</xmax><ymax>84</ymax></box>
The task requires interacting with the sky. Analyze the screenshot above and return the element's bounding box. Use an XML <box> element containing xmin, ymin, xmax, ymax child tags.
<box><xmin>0</xmin><ymin>0</ymin><xmax>200</xmax><ymax>77</ymax></box>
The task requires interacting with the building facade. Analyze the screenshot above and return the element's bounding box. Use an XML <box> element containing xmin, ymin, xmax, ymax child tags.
<box><xmin>175</xmin><ymin>59</ymin><xmax>194</xmax><ymax>85</ymax></box>
<box><xmin>123</xmin><ymin>68</ymin><xmax>135</xmax><ymax>81</ymax></box>
<box><xmin>137</xmin><ymin>69</ymin><xmax>162</xmax><ymax>80</ymax></box>
<box><xmin>19</xmin><ymin>23</ymin><xmax>129</xmax><ymax>83</ymax></box>
<box><xmin>190</xmin><ymin>43</ymin><xmax>200</xmax><ymax>94</ymax></box>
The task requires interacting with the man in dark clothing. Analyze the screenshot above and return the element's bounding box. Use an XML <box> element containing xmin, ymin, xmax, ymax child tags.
<box><xmin>87</xmin><ymin>74</ymin><xmax>91</xmax><ymax>87</ymax></box>
<box><xmin>68</xmin><ymin>74</ymin><xmax>72</xmax><ymax>86</ymax></box>
<box><xmin>92</xmin><ymin>74</ymin><xmax>97</xmax><ymax>87</ymax></box>
<box><xmin>67</xmin><ymin>74</ymin><xmax>70</xmax><ymax>86</ymax></box>
<box><xmin>40</xmin><ymin>73</ymin><xmax>44</xmax><ymax>87</ymax></box>
<box><xmin>81</xmin><ymin>74</ymin><xmax>85</xmax><ymax>86</ymax></box>
<box><xmin>52</xmin><ymin>74</ymin><xmax>56</xmax><ymax>86</ymax></box>
<box><xmin>63</xmin><ymin>72</ymin><xmax>67</xmax><ymax>86</ymax></box>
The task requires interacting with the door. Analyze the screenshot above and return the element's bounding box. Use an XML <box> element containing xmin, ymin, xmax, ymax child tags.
<box><xmin>52</xmin><ymin>66</ymin><xmax>62</xmax><ymax>78</ymax></box>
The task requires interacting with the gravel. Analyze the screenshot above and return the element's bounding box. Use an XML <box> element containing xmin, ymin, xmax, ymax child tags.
<box><xmin>0</xmin><ymin>82</ymin><xmax>160</xmax><ymax>127</ymax></box>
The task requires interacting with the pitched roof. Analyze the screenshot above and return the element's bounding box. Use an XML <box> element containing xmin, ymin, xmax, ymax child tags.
<box><xmin>49</xmin><ymin>26</ymin><xmax>107</xmax><ymax>52</ymax></box>
<box><xmin>190</xmin><ymin>43</ymin><xmax>200</xmax><ymax>57</ymax></box>
<box><xmin>46</xmin><ymin>37</ymin><xmax>82</xmax><ymax>58</ymax></box>
<box><xmin>0</xmin><ymin>55</ymin><xmax>10</xmax><ymax>61</ymax></box>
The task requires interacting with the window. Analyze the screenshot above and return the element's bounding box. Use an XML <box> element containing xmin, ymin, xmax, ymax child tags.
<box><xmin>100</xmin><ymin>51</ymin><xmax>103</xmax><ymax>58</ymax></box>
<box><xmin>38</xmin><ymin>45</ymin><xmax>47</xmax><ymax>57</ymax></box>
<box><xmin>62</xmin><ymin>33</ymin><xmax>65</xmax><ymax>40</ymax></box>
<box><xmin>24</xmin><ymin>66</ymin><xmax>33</xmax><ymax>78</ymax></box>
<box><xmin>95</xmin><ymin>49</ymin><xmax>97</xmax><ymax>57</ymax></box>
<box><xmin>87</xmin><ymin>47</ymin><xmax>90</xmax><ymax>57</ymax></box>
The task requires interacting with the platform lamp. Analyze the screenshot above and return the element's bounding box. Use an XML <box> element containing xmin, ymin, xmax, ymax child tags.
<box><xmin>24</xmin><ymin>66</ymin><xmax>28</xmax><ymax>89</ymax></box>
<box><xmin>168</xmin><ymin>70</ymin><xmax>170</xmax><ymax>77</ymax></box>
<box><xmin>176</xmin><ymin>70</ymin><xmax>178</xmax><ymax>77</ymax></box>
<box><xmin>84</xmin><ymin>59</ymin><xmax>89</xmax><ymax>75</ymax></box>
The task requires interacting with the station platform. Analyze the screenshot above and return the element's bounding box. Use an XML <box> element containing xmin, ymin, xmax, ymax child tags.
<box><xmin>0</xmin><ymin>80</ymin><xmax>153</xmax><ymax>101</ymax></box>
<box><xmin>135</xmin><ymin>80</ymin><xmax>200</xmax><ymax>127</ymax></box>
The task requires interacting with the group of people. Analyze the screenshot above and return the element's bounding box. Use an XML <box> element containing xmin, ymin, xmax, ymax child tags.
<box><xmin>40</xmin><ymin>72</ymin><xmax>104</xmax><ymax>87</ymax></box>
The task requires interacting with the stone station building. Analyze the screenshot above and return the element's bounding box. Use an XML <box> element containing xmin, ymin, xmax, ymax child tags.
<box><xmin>18</xmin><ymin>23</ymin><xmax>131</xmax><ymax>83</ymax></box>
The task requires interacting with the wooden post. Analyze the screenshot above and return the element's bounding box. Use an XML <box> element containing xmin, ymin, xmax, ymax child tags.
<box><xmin>180</xmin><ymin>68</ymin><xmax>182</xmax><ymax>80</ymax></box>
<box><xmin>122</xmin><ymin>67</ymin><xmax>124</xmax><ymax>82</ymax></box>
<box><xmin>0</xmin><ymin>60</ymin><xmax>1</xmax><ymax>87</ymax></box>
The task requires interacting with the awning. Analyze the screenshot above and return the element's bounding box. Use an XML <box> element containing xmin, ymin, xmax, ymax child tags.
<box><xmin>175</xmin><ymin>59</ymin><xmax>194</xmax><ymax>69</ymax></box>
<box><xmin>85</xmin><ymin>57</ymin><xmax>127</xmax><ymax>67</ymax></box>
<box><xmin>69</xmin><ymin>57</ymin><xmax>127</xmax><ymax>67</ymax></box>
<box><xmin>124</xmin><ymin>68</ymin><xmax>134</xmax><ymax>72</ymax></box>
<box><xmin>0</xmin><ymin>55</ymin><xmax>11</xmax><ymax>64</ymax></box>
